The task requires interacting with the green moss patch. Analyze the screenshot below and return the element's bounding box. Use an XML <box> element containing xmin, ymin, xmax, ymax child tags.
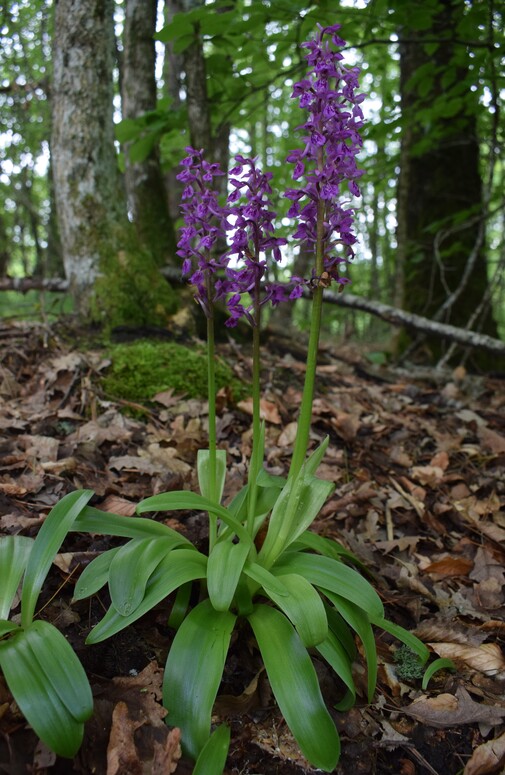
<box><xmin>101</xmin><ymin>339</ymin><xmax>244</xmax><ymax>403</ymax></box>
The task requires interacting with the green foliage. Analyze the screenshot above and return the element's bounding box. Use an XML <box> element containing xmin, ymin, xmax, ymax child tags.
<box><xmin>101</xmin><ymin>339</ymin><xmax>244</xmax><ymax>403</ymax></box>
<box><xmin>394</xmin><ymin>644</ymin><xmax>425</xmax><ymax>681</ymax></box>
<box><xmin>0</xmin><ymin>492</ymin><xmax>94</xmax><ymax>757</ymax></box>
<box><xmin>92</xmin><ymin>250</ymin><xmax>178</xmax><ymax>330</ymax></box>
<box><xmin>72</xmin><ymin>440</ymin><xmax>429</xmax><ymax>772</ymax></box>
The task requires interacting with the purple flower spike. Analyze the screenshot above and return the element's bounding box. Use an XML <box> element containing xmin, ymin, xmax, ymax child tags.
<box><xmin>285</xmin><ymin>24</ymin><xmax>364</xmax><ymax>294</ymax></box>
<box><xmin>176</xmin><ymin>147</ymin><xmax>229</xmax><ymax>314</ymax></box>
<box><xmin>224</xmin><ymin>155</ymin><xmax>287</xmax><ymax>325</ymax></box>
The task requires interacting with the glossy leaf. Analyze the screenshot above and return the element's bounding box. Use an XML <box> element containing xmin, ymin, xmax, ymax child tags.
<box><xmin>243</xmin><ymin>561</ymin><xmax>289</xmax><ymax>597</ymax></box>
<box><xmin>72</xmin><ymin>547</ymin><xmax>121</xmax><ymax>601</ymax></box>
<box><xmin>262</xmin><ymin>572</ymin><xmax>328</xmax><ymax>647</ymax></box>
<box><xmin>86</xmin><ymin>549</ymin><xmax>207</xmax><ymax>644</ymax></box>
<box><xmin>0</xmin><ymin>620</ymin><xmax>21</xmax><ymax>637</ymax></box>
<box><xmin>207</xmin><ymin>540</ymin><xmax>250</xmax><ymax>612</ymax></box>
<box><xmin>0</xmin><ymin>536</ymin><xmax>33</xmax><ymax>619</ymax></box>
<box><xmin>21</xmin><ymin>490</ymin><xmax>94</xmax><ymax>628</ymax></box>
<box><xmin>108</xmin><ymin>537</ymin><xmax>178</xmax><ymax>615</ymax></box>
<box><xmin>292</xmin><ymin>530</ymin><xmax>366</xmax><ymax>570</ymax></box>
<box><xmin>369</xmin><ymin>613</ymin><xmax>430</xmax><ymax>665</ymax></box>
<box><xmin>137</xmin><ymin>491</ymin><xmax>252</xmax><ymax>545</ymax></box>
<box><xmin>167</xmin><ymin>581</ymin><xmax>192</xmax><ymax>629</ymax></box>
<box><xmin>258</xmin><ymin>445</ymin><xmax>334</xmax><ymax>567</ymax></box>
<box><xmin>193</xmin><ymin>724</ymin><xmax>230</xmax><ymax>775</ymax></box>
<box><xmin>316</xmin><ymin>629</ymin><xmax>356</xmax><ymax>711</ymax></box>
<box><xmin>0</xmin><ymin>622</ymin><xmax>91</xmax><ymax>757</ymax></box>
<box><xmin>73</xmin><ymin>505</ymin><xmax>190</xmax><ymax>541</ymax></box>
<box><xmin>197</xmin><ymin>449</ymin><xmax>227</xmax><ymax>503</ymax></box>
<box><xmin>323</xmin><ymin>590</ymin><xmax>377</xmax><ymax>702</ymax></box>
<box><xmin>163</xmin><ymin>599</ymin><xmax>236</xmax><ymax>761</ymax></box>
<box><xmin>274</xmin><ymin>552</ymin><xmax>384</xmax><ymax>618</ymax></box>
<box><xmin>248</xmin><ymin>604</ymin><xmax>340</xmax><ymax>771</ymax></box>
<box><xmin>422</xmin><ymin>658</ymin><xmax>456</xmax><ymax>689</ymax></box>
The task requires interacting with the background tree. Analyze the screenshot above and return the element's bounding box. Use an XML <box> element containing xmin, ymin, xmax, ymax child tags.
<box><xmin>394</xmin><ymin>0</ymin><xmax>500</xmax><ymax>364</ymax></box>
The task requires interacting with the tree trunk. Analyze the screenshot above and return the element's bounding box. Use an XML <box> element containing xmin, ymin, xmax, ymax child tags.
<box><xmin>51</xmin><ymin>0</ymin><xmax>127</xmax><ymax>312</ymax></box>
<box><xmin>397</xmin><ymin>0</ymin><xmax>499</xmax><ymax>365</ymax></box>
<box><xmin>122</xmin><ymin>0</ymin><xmax>177</xmax><ymax>266</ymax></box>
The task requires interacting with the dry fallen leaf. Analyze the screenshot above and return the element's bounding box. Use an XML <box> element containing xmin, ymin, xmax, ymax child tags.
<box><xmin>428</xmin><ymin>643</ymin><xmax>505</xmax><ymax>676</ymax></box>
<box><xmin>237</xmin><ymin>397</ymin><xmax>282</xmax><ymax>424</ymax></box>
<box><xmin>423</xmin><ymin>556</ymin><xmax>474</xmax><ymax>577</ymax></box>
<box><xmin>463</xmin><ymin>729</ymin><xmax>505</xmax><ymax>775</ymax></box>
<box><xmin>403</xmin><ymin>686</ymin><xmax>505</xmax><ymax>728</ymax></box>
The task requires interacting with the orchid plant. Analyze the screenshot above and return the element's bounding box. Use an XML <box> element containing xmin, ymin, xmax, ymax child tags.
<box><xmin>1</xmin><ymin>24</ymin><xmax>438</xmax><ymax>771</ymax></box>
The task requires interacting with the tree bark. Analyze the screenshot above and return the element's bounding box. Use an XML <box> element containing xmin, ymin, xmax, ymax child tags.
<box><xmin>397</xmin><ymin>0</ymin><xmax>499</xmax><ymax>364</ymax></box>
<box><xmin>122</xmin><ymin>0</ymin><xmax>177</xmax><ymax>266</ymax></box>
<box><xmin>51</xmin><ymin>0</ymin><xmax>127</xmax><ymax>312</ymax></box>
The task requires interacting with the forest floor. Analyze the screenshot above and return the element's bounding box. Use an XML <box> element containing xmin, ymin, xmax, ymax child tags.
<box><xmin>1</xmin><ymin>318</ymin><xmax>505</xmax><ymax>775</ymax></box>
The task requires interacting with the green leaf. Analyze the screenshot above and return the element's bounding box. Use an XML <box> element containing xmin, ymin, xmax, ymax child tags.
<box><xmin>325</xmin><ymin>605</ymin><xmax>357</xmax><ymax>662</ymax></box>
<box><xmin>322</xmin><ymin>591</ymin><xmax>377</xmax><ymax>702</ymax></box>
<box><xmin>21</xmin><ymin>490</ymin><xmax>94</xmax><ymax>628</ymax></box>
<box><xmin>193</xmin><ymin>724</ymin><xmax>230</xmax><ymax>775</ymax></box>
<box><xmin>163</xmin><ymin>599</ymin><xmax>236</xmax><ymax>761</ymax></box>
<box><xmin>108</xmin><ymin>537</ymin><xmax>177</xmax><ymax>616</ymax></box>
<box><xmin>292</xmin><ymin>531</ymin><xmax>366</xmax><ymax>570</ymax></box>
<box><xmin>137</xmin><ymin>492</ymin><xmax>252</xmax><ymax>545</ymax></box>
<box><xmin>73</xmin><ymin>505</ymin><xmax>190</xmax><ymax>541</ymax></box>
<box><xmin>114</xmin><ymin>117</ymin><xmax>141</xmax><ymax>143</ymax></box>
<box><xmin>369</xmin><ymin>614</ymin><xmax>430</xmax><ymax>665</ymax></box>
<box><xmin>207</xmin><ymin>540</ymin><xmax>250</xmax><ymax>612</ymax></box>
<box><xmin>263</xmin><ymin>573</ymin><xmax>328</xmax><ymax>647</ymax></box>
<box><xmin>19</xmin><ymin>620</ymin><xmax>93</xmax><ymax>721</ymax></box>
<box><xmin>274</xmin><ymin>552</ymin><xmax>384</xmax><ymax>618</ymax></box>
<box><xmin>243</xmin><ymin>561</ymin><xmax>289</xmax><ymax>597</ymax></box>
<box><xmin>167</xmin><ymin>581</ymin><xmax>192</xmax><ymax>629</ymax></box>
<box><xmin>248</xmin><ymin>604</ymin><xmax>340</xmax><ymax>771</ymax></box>
<box><xmin>422</xmin><ymin>658</ymin><xmax>456</xmax><ymax>690</ymax></box>
<box><xmin>0</xmin><ymin>536</ymin><xmax>33</xmax><ymax>619</ymax></box>
<box><xmin>86</xmin><ymin>549</ymin><xmax>207</xmax><ymax>644</ymax></box>
<box><xmin>0</xmin><ymin>620</ymin><xmax>21</xmax><ymax>637</ymax></box>
<box><xmin>0</xmin><ymin>623</ymin><xmax>91</xmax><ymax>757</ymax></box>
<box><xmin>197</xmin><ymin>449</ymin><xmax>227</xmax><ymax>503</ymax></box>
<box><xmin>316</xmin><ymin>629</ymin><xmax>356</xmax><ymax>711</ymax></box>
<box><xmin>72</xmin><ymin>547</ymin><xmax>121</xmax><ymax>601</ymax></box>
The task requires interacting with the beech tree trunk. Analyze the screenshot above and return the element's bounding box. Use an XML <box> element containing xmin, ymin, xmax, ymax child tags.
<box><xmin>396</xmin><ymin>0</ymin><xmax>499</xmax><ymax>365</ymax></box>
<box><xmin>51</xmin><ymin>0</ymin><xmax>127</xmax><ymax>312</ymax></box>
<box><xmin>122</xmin><ymin>0</ymin><xmax>177</xmax><ymax>266</ymax></box>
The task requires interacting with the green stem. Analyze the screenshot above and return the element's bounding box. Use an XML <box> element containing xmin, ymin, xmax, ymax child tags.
<box><xmin>289</xmin><ymin>196</ymin><xmax>326</xmax><ymax>480</ymax></box>
<box><xmin>247</xmin><ymin>274</ymin><xmax>262</xmax><ymax>535</ymax></box>
<box><xmin>206</xmin><ymin>277</ymin><xmax>218</xmax><ymax>551</ymax></box>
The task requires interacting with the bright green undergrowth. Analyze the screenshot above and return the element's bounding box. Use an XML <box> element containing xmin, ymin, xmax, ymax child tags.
<box><xmin>101</xmin><ymin>339</ymin><xmax>246</xmax><ymax>403</ymax></box>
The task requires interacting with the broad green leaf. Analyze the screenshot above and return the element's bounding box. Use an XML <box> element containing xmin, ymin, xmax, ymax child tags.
<box><xmin>73</xmin><ymin>505</ymin><xmax>190</xmax><ymax>540</ymax></box>
<box><xmin>422</xmin><ymin>658</ymin><xmax>456</xmax><ymax>689</ymax></box>
<box><xmin>369</xmin><ymin>614</ymin><xmax>430</xmax><ymax>665</ymax></box>
<box><xmin>248</xmin><ymin>604</ymin><xmax>340</xmax><ymax>771</ymax></box>
<box><xmin>292</xmin><ymin>531</ymin><xmax>365</xmax><ymax>569</ymax></box>
<box><xmin>108</xmin><ymin>537</ymin><xmax>177</xmax><ymax>616</ymax></box>
<box><xmin>163</xmin><ymin>599</ymin><xmax>236</xmax><ymax>761</ymax></box>
<box><xmin>0</xmin><ymin>626</ymin><xmax>88</xmax><ymax>757</ymax></box>
<box><xmin>137</xmin><ymin>492</ymin><xmax>252</xmax><ymax>545</ymax></box>
<box><xmin>243</xmin><ymin>562</ymin><xmax>289</xmax><ymax>597</ymax></box>
<box><xmin>86</xmin><ymin>549</ymin><xmax>207</xmax><ymax>644</ymax></box>
<box><xmin>274</xmin><ymin>553</ymin><xmax>384</xmax><ymax>618</ymax></box>
<box><xmin>167</xmin><ymin>581</ymin><xmax>192</xmax><ymax>629</ymax></box>
<box><xmin>197</xmin><ymin>449</ymin><xmax>227</xmax><ymax>503</ymax></box>
<box><xmin>20</xmin><ymin>620</ymin><xmax>93</xmax><ymax>722</ymax></box>
<box><xmin>193</xmin><ymin>724</ymin><xmax>230</xmax><ymax>775</ymax></box>
<box><xmin>263</xmin><ymin>573</ymin><xmax>328</xmax><ymax>647</ymax></box>
<box><xmin>316</xmin><ymin>629</ymin><xmax>356</xmax><ymax>710</ymax></box>
<box><xmin>21</xmin><ymin>490</ymin><xmax>94</xmax><ymax>629</ymax></box>
<box><xmin>72</xmin><ymin>547</ymin><xmax>121</xmax><ymax>601</ymax></box>
<box><xmin>323</xmin><ymin>591</ymin><xmax>377</xmax><ymax>702</ymax></box>
<box><xmin>207</xmin><ymin>540</ymin><xmax>250</xmax><ymax>612</ymax></box>
<box><xmin>326</xmin><ymin>605</ymin><xmax>357</xmax><ymax>662</ymax></box>
<box><xmin>258</xmin><ymin>454</ymin><xmax>334</xmax><ymax>568</ymax></box>
<box><xmin>0</xmin><ymin>620</ymin><xmax>21</xmax><ymax>637</ymax></box>
<box><xmin>0</xmin><ymin>536</ymin><xmax>33</xmax><ymax>619</ymax></box>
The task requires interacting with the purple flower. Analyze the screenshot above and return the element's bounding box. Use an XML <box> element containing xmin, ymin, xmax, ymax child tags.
<box><xmin>285</xmin><ymin>23</ymin><xmax>364</xmax><ymax>293</ymax></box>
<box><xmin>223</xmin><ymin>155</ymin><xmax>287</xmax><ymax>325</ymax></box>
<box><xmin>176</xmin><ymin>147</ymin><xmax>229</xmax><ymax>314</ymax></box>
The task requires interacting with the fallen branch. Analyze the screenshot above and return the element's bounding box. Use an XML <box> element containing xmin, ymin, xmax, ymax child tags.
<box><xmin>1</xmin><ymin>273</ymin><xmax>504</xmax><ymax>355</ymax></box>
